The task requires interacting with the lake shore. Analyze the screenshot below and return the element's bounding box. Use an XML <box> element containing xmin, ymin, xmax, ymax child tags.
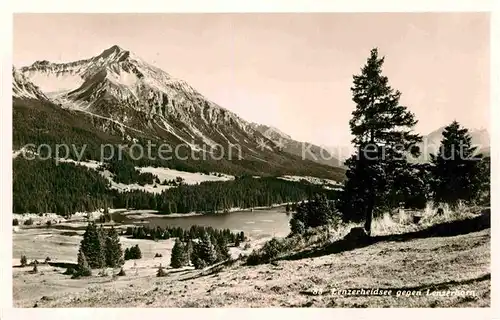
<box><xmin>121</xmin><ymin>203</ymin><xmax>290</xmax><ymax>220</ymax></box>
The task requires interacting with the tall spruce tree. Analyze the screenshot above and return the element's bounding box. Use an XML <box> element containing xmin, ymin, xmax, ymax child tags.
<box><xmin>197</xmin><ymin>233</ymin><xmax>218</xmax><ymax>267</ymax></box>
<box><xmin>337</xmin><ymin>48</ymin><xmax>422</xmax><ymax>234</ymax></box>
<box><xmin>79</xmin><ymin>222</ymin><xmax>106</xmax><ymax>268</ymax></box>
<box><xmin>105</xmin><ymin>227</ymin><xmax>123</xmax><ymax>268</ymax></box>
<box><xmin>215</xmin><ymin>235</ymin><xmax>231</xmax><ymax>262</ymax></box>
<box><xmin>430</xmin><ymin>121</ymin><xmax>484</xmax><ymax>205</ymax></box>
<box><xmin>170</xmin><ymin>238</ymin><xmax>188</xmax><ymax>268</ymax></box>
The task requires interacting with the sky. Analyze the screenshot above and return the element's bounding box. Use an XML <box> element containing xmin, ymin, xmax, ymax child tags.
<box><xmin>13</xmin><ymin>13</ymin><xmax>490</xmax><ymax>147</ymax></box>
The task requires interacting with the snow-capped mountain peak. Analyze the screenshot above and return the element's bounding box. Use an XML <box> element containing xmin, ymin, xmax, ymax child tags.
<box><xmin>19</xmin><ymin>45</ymin><xmax>261</xmax><ymax>149</ymax></box>
<box><xmin>12</xmin><ymin>67</ymin><xmax>48</xmax><ymax>100</ymax></box>
<box><xmin>13</xmin><ymin>45</ymin><xmax>345</xmax><ymax>180</ymax></box>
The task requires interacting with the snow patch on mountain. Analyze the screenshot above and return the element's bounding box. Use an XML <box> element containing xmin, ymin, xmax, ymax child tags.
<box><xmin>12</xmin><ymin>68</ymin><xmax>49</xmax><ymax>100</ymax></box>
<box><xmin>137</xmin><ymin>167</ymin><xmax>234</xmax><ymax>185</ymax></box>
<box><xmin>19</xmin><ymin>45</ymin><xmax>261</xmax><ymax>150</ymax></box>
<box><xmin>25</xmin><ymin>72</ymin><xmax>84</xmax><ymax>95</ymax></box>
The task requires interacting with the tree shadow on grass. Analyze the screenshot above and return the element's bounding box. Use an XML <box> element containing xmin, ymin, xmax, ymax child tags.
<box><xmin>282</xmin><ymin>210</ymin><xmax>490</xmax><ymax>261</ymax></box>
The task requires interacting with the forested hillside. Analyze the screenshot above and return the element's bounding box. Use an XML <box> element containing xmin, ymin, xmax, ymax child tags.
<box><xmin>13</xmin><ymin>157</ymin><xmax>337</xmax><ymax>215</ymax></box>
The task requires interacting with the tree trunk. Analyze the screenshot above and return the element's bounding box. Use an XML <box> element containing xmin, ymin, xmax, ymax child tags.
<box><xmin>364</xmin><ymin>193</ymin><xmax>374</xmax><ymax>236</ymax></box>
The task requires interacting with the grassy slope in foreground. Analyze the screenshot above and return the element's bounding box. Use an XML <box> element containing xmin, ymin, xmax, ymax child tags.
<box><xmin>16</xmin><ymin>228</ymin><xmax>490</xmax><ymax>308</ymax></box>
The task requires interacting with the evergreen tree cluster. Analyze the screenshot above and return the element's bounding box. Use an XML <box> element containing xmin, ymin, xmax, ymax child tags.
<box><xmin>13</xmin><ymin>98</ymin><xmax>345</xmax><ymax>196</ymax></box>
<box><xmin>124</xmin><ymin>244</ymin><xmax>142</xmax><ymax>260</ymax></box>
<box><xmin>289</xmin><ymin>194</ymin><xmax>340</xmax><ymax>234</ymax></box>
<box><xmin>125</xmin><ymin>224</ymin><xmax>245</xmax><ymax>245</ymax></box>
<box><xmin>13</xmin><ymin>156</ymin><xmax>335</xmax><ymax>216</ymax></box>
<box><xmin>102</xmin><ymin>159</ymin><xmax>156</xmax><ymax>186</ymax></box>
<box><xmin>168</xmin><ymin>228</ymin><xmax>234</xmax><ymax>269</ymax></box>
<box><xmin>112</xmin><ymin>176</ymin><xmax>337</xmax><ymax>214</ymax></box>
<box><xmin>75</xmin><ymin>222</ymin><xmax>123</xmax><ymax>277</ymax></box>
<box><xmin>160</xmin><ymin>176</ymin><xmax>185</xmax><ymax>186</ymax></box>
<box><xmin>337</xmin><ymin>48</ymin><xmax>489</xmax><ymax>235</ymax></box>
<box><xmin>13</xmin><ymin>158</ymin><xmax>111</xmax><ymax>215</ymax></box>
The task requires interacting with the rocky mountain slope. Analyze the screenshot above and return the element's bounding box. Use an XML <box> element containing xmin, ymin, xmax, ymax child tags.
<box><xmin>14</xmin><ymin>45</ymin><xmax>345</xmax><ymax>180</ymax></box>
<box><xmin>251</xmin><ymin>123</ymin><xmax>343</xmax><ymax>168</ymax></box>
<box><xmin>12</xmin><ymin>68</ymin><xmax>49</xmax><ymax>101</ymax></box>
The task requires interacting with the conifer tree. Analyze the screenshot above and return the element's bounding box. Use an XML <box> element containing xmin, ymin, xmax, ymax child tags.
<box><xmin>156</xmin><ymin>263</ymin><xmax>167</xmax><ymax>277</ymax></box>
<box><xmin>215</xmin><ymin>236</ymin><xmax>231</xmax><ymax>262</ymax></box>
<box><xmin>290</xmin><ymin>218</ymin><xmax>306</xmax><ymax>235</ymax></box>
<box><xmin>128</xmin><ymin>244</ymin><xmax>142</xmax><ymax>259</ymax></box>
<box><xmin>76</xmin><ymin>249</ymin><xmax>92</xmax><ymax>277</ymax></box>
<box><xmin>337</xmin><ymin>48</ymin><xmax>422</xmax><ymax>234</ymax></box>
<box><xmin>430</xmin><ymin>121</ymin><xmax>484</xmax><ymax>205</ymax></box>
<box><xmin>105</xmin><ymin>226</ymin><xmax>123</xmax><ymax>268</ymax></box>
<box><xmin>79</xmin><ymin>222</ymin><xmax>106</xmax><ymax>268</ymax></box>
<box><xmin>290</xmin><ymin>194</ymin><xmax>338</xmax><ymax>232</ymax></box>
<box><xmin>186</xmin><ymin>239</ymin><xmax>194</xmax><ymax>261</ymax></box>
<box><xmin>201</xmin><ymin>233</ymin><xmax>218</xmax><ymax>265</ymax></box>
<box><xmin>170</xmin><ymin>238</ymin><xmax>188</xmax><ymax>268</ymax></box>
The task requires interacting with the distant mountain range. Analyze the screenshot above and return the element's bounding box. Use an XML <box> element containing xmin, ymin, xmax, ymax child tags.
<box><xmin>13</xmin><ymin>45</ymin><xmax>488</xmax><ymax>180</ymax></box>
<box><xmin>13</xmin><ymin>45</ymin><xmax>345</xmax><ymax>181</ymax></box>
<box><xmin>250</xmin><ymin>123</ymin><xmax>344</xmax><ymax>168</ymax></box>
<box><xmin>414</xmin><ymin>126</ymin><xmax>490</xmax><ymax>162</ymax></box>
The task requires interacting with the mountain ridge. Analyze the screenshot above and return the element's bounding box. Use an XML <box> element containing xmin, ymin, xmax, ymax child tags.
<box><xmin>14</xmin><ymin>45</ymin><xmax>345</xmax><ymax>181</ymax></box>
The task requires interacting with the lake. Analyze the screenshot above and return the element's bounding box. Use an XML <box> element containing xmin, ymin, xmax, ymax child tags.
<box><xmin>115</xmin><ymin>208</ymin><xmax>292</xmax><ymax>240</ymax></box>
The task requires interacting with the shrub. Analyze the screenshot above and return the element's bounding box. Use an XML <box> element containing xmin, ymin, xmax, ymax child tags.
<box><xmin>44</xmin><ymin>257</ymin><xmax>51</xmax><ymax>264</ymax></box>
<box><xmin>117</xmin><ymin>267</ymin><xmax>126</xmax><ymax>276</ymax></box>
<box><xmin>154</xmin><ymin>253</ymin><xmax>163</xmax><ymax>258</ymax></box>
<box><xmin>98</xmin><ymin>268</ymin><xmax>109</xmax><ymax>277</ymax></box>
<box><xmin>46</xmin><ymin>220</ymin><xmax>52</xmax><ymax>227</ymax></box>
<box><xmin>156</xmin><ymin>264</ymin><xmax>167</xmax><ymax>277</ymax></box>
<box><xmin>246</xmin><ymin>238</ymin><xmax>286</xmax><ymax>265</ymax></box>
<box><xmin>13</xmin><ymin>218</ymin><xmax>19</xmax><ymax>226</ymax></box>
<box><xmin>24</xmin><ymin>218</ymin><xmax>34</xmax><ymax>226</ymax></box>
